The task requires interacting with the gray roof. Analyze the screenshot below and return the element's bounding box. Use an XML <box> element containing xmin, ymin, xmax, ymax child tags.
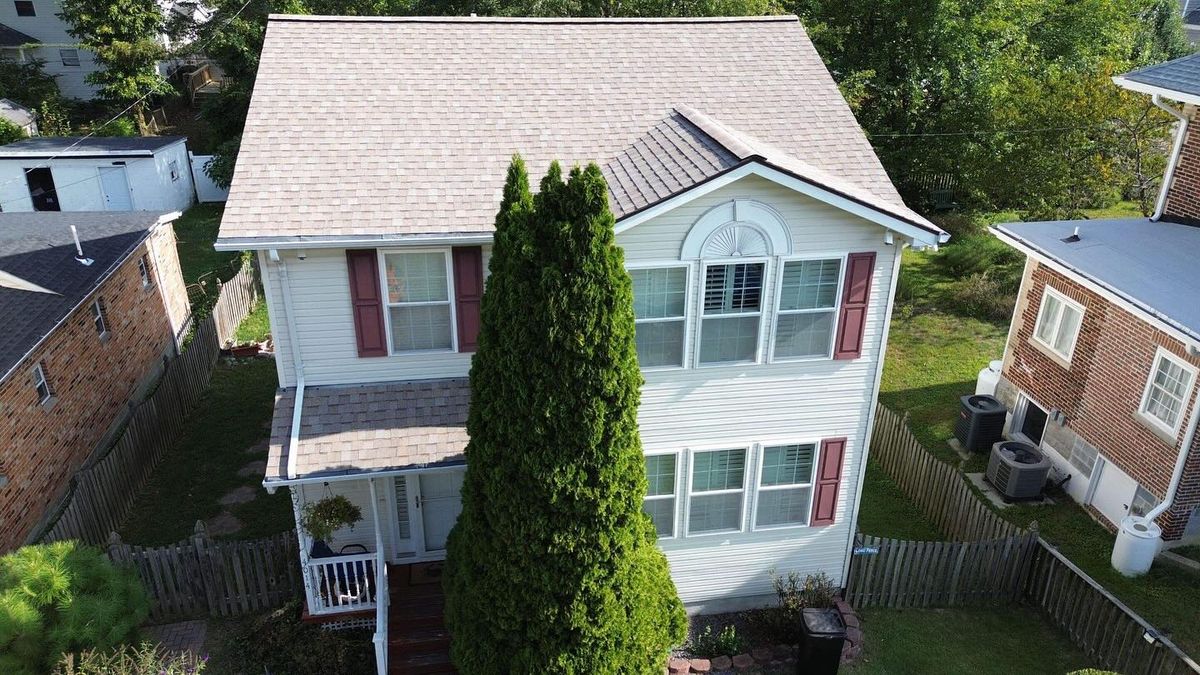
<box><xmin>0</xmin><ymin>212</ymin><xmax>168</xmax><ymax>381</ymax></box>
<box><xmin>0</xmin><ymin>23</ymin><xmax>37</xmax><ymax>48</ymax></box>
<box><xmin>0</xmin><ymin>136</ymin><xmax>186</xmax><ymax>158</ymax></box>
<box><xmin>993</xmin><ymin>218</ymin><xmax>1200</xmax><ymax>341</ymax></box>
<box><xmin>0</xmin><ymin>98</ymin><xmax>34</xmax><ymax>128</ymax></box>
<box><xmin>1117</xmin><ymin>52</ymin><xmax>1200</xmax><ymax>100</ymax></box>
<box><xmin>220</xmin><ymin>15</ymin><xmax>931</xmax><ymax>244</ymax></box>
<box><xmin>267</xmin><ymin>378</ymin><xmax>470</xmax><ymax>481</ymax></box>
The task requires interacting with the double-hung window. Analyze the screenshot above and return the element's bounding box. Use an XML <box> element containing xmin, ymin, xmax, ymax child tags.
<box><xmin>90</xmin><ymin>297</ymin><xmax>109</xmax><ymax>338</ymax></box>
<box><xmin>698</xmin><ymin>262</ymin><xmax>764</xmax><ymax>365</ymax></box>
<box><xmin>1139</xmin><ymin>348</ymin><xmax>1196</xmax><ymax>433</ymax></box>
<box><xmin>773</xmin><ymin>258</ymin><xmax>841</xmax><ymax>360</ymax></box>
<box><xmin>687</xmin><ymin>448</ymin><xmax>747</xmax><ymax>534</ymax></box>
<box><xmin>642</xmin><ymin>454</ymin><xmax>678</xmax><ymax>538</ymax></box>
<box><xmin>59</xmin><ymin>49</ymin><xmax>80</xmax><ymax>67</ymax></box>
<box><xmin>754</xmin><ymin>443</ymin><xmax>816</xmax><ymax>528</ymax></box>
<box><xmin>1033</xmin><ymin>286</ymin><xmax>1083</xmax><ymax>361</ymax></box>
<box><xmin>382</xmin><ymin>251</ymin><xmax>454</xmax><ymax>353</ymax></box>
<box><xmin>32</xmin><ymin>362</ymin><xmax>52</xmax><ymax>404</ymax></box>
<box><xmin>137</xmin><ymin>254</ymin><xmax>153</xmax><ymax>289</ymax></box>
<box><xmin>631</xmin><ymin>266</ymin><xmax>687</xmax><ymax>368</ymax></box>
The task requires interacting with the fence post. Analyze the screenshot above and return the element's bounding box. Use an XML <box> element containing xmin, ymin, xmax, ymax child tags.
<box><xmin>107</xmin><ymin>531</ymin><xmax>130</xmax><ymax>567</ymax></box>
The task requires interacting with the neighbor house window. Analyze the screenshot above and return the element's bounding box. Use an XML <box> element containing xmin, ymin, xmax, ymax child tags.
<box><xmin>1139</xmin><ymin>348</ymin><xmax>1197</xmax><ymax>433</ymax></box>
<box><xmin>643</xmin><ymin>454</ymin><xmax>677</xmax><ymax>538</ymax></box>
<box><xmin>754</xmin><ymin>443</ymin><xmax>816</xmax><ymax>528</ymax></box>
<box><xmin>32</xmin><ymin>362</ymin><xmax>51</xmax><ymax>404</ymax></box>
<box><xmin>630</xmin><ymin>266</ymin><xmax>687</xmax><ymax>368</ymax></box>
<box><xmin>14</xmin><ymin>1</ymin><xmax>34</xmax><ymax>16</ymax></box>
<box><xmin>1130</xmin><ymin>485</ymin><xmax>1159</xmax><ymax>517</ymax></box>
<box><xmin>137</xmin><ymin>254</ymin><xmax>153</xmax><ymax>288</ymax></box>
<box><xmin>382</xmin><ymin>250</ymin><xmax>453</xmax><ymax>352</ymax></box>
<box><xmin>687</xmin><ymin>448</ymin><xmax>746</xmax><ymax>534</ymax></box>
<box><xmin>59</xmin><ymin>49</ymin><xmax>80</xmax><ymax>67</ymax></box>
<box><xmin>698</xmin><ymin>263</ymin><xmax>764</xmax><ymax>365</ymax></box>
<box><xmin>1032</xmin><ymin>286</ymin><xmax>1084</xmax><ymax>361</ymax></box>
<box><xmin>1067</xmin><ymin>437</ymin><xmax>1098</xmax><ymax>479</ymax></box>
<box><xmin>772</xmin><ymin>258</ymin><xmax>841</xmax><ymax>360</ymax></box>
<box><xmin>90</xmin><ymin>297</ymin><xmax>109</xmax><ymax>338</ymax></box>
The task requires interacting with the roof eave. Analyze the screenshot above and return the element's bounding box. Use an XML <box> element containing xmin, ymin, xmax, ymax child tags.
<box><xmin>1112</xmin><ymin>75</ymin><xmax>1200</xmax><ymax>107</ymax></box>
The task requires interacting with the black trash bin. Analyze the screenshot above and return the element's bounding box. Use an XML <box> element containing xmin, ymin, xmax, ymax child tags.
<box><xmin>798</xmin><ymin>607</ymin><xmax>846</xmax><ymax>674</ymax></box>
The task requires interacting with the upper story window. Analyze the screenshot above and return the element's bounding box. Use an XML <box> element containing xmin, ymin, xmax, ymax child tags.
<box><xmin>1032</xmin><ymin>285</ymin><xmax>1083</xmax><ymax>362</ymax></box>
<box><xmin>32</xmin><ymin>361</ymin><xmax>52</xmax><ymax>404</ymax></box>
<box><xmin>631</xmin><ymin>266</ymin><xmax>687</xmax><ymax>368</ymax></box>
<box><xmin>1139</xmin><ymin>347</ymin><xmax>1197</xmax><ymax>434</ymax></box>
<box><xmin>90</xmin><ymin>297</ymin><xmax>109</xmax><ymax>338</ymax></box>
<box><xmin>772</xmin><ymin>258</ymin><xmax>842</xmax><ymax>361</ymax></box>
<box><xmin>699</xmin><ymin>261</ymin><xmax>765</xmax><ymax>365</ymax></box>
<box><xmin>59</xmin><ymin>49</ymin><xmax>80</xmax><ymax>67</ymax></box>
<box><xmin>14</xmin><ymin>1</ymin><xmax>34</xmax><ymax>16</ymax></box>
<box><xmin>137</xmin><ymin>254</ymin><xmax>153</xmax><ymax>289</ymax></box>
<box><xmin>381</xmin><ymin>250</ymin><xmax>454</xmax><ymax>353</ymax></box>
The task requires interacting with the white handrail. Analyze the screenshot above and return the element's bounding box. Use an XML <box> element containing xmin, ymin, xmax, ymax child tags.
<box><xmin>373</xmin><ymin>562</ymin><xmax>388</xmax><ymax>675</ymax></box>
<box><xmin>305</xmin><ymin>552</ymin><xmax>377</xmax><ymax>615</ymax></box>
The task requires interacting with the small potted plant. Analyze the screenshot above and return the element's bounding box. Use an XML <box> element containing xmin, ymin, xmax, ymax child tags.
<box><xmin>301</xmin><ymin>494</ymin><xmax>363</xmax><ymax>544</ymax></box>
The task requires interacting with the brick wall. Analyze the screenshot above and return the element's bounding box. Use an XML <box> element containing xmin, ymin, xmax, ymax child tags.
<box><xmin>1001</xmin><ymin>262</ymin><xmax>1200</xmax><ymax>539</ymax></box>
<box><xmin>1163</xmin><ymin>107</ymin><xmax>1200</xmax><ymax>225</ymax></box>
<box><xmin>0</xmin><ymin>224</ymin><xmax>189</xmax><ymax>552</ymax></box>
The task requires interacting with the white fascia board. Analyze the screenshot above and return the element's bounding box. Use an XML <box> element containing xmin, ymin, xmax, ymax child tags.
<box><xmin>213</xmin><ymin>233</ymin><xmax>494</xmax><ymax>251</ymax></box>
<box><xmin>264</xmin><ymin>461</ymin><xmax>468</xmax><ymax>490</ymax></box>
<box><xmin>992</xmin><ymin>226</ymin><xmax>1200</xmax><ymax>349</ymax></box>
<box><xmin>614</xmin><ymin>162</ymin><xmax>945</xmax><ymax>248</ymax></box>
<box><xmin>1112</xmin><ymin>76</ymin><xmax>1200</xmax><ymax>108</ymax></box>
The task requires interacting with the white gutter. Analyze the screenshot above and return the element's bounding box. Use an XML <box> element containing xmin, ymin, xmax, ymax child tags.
<box><xmin>1149</xmin><ymin>94</ymin><xmax>1189</xmax><ymax>221</ymax></box>
<box><xmin>1145</xmin><ymin>386</ymin><xmax>1200</xmax><ymax>521</ymax></box>
<box><xmin>264</xmin><ymin>248</ymin><xmax>307</xmax><ymax>488</ymax></box>
<box><xmin>213</xmin><ymin>233</ymin><xmax>494</xmax><ymax>252</ymax></box>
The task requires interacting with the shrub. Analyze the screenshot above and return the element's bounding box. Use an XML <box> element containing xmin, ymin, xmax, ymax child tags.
<box><xmin>752</xmin><ymin>570</ymin><xmax>838</xmax><ymax>644</ymax></box>
<box><xmin>37</xmin><ymin>99</ymin><xmax>73</xmax><ymax>136</ymax></box>
<box><xmin>0</xmin><ymin>118</ymin><xmax>25</xmax><ymax>145</ymax></box>
<box><xmin>0</xmin><ymin>541</ymin><xmax>149</xmax><ymax>675</ymax></box>
<box><xmin>214</xmin><ymin>600</ymin><xmax>372</xmax><ymax>675</ymax></box>
<box><xmin>689</xmin><ymin>624</ymin><xmax>744</xmax><ymax>659</ymax></box>
<box><xmin>935</xmin><ymin>234</ymin><xmax>1023</xmax><ymax>279</ymax></box>
<box><xmin>89</xmin><ymin>116</ymin><xmax>137</xmax><ymax>137</ymax></box>
<box><xmin>56</xmin><ymin>643</ymin><xmax>206</xmax><ymax>674</ymax></box>
<box><xmin>950</xmin><ymin>272</ymin><xmax>1018</xmax><ymax>322</ymax></box>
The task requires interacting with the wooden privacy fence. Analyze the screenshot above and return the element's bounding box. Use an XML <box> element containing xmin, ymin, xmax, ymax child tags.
<box><xmin>211</xmin><ymin>261</ymin><xmax>258</xmax><ymax>346</ymax></box>
<box><xmin>107</xmin><ymin>524</ymin><xmax>302</xmax><ymax>622</ymax></box>
<box><xmin>871</xmin><ymin>404</ymin><xmax>1024</xmax><ymax>541</ymax></box>
<box><xmin>846</xmin><ymin>531</ymin><xmax>1039</xmax><ymax>609</ymax></box>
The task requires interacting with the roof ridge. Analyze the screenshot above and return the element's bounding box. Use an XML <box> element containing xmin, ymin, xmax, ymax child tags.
<box><xmin>267</xmin><ymin>13</ymin><xmax>799</xmax><ymax>24</ymax></box>
<box><xmin>672</xmin><ymin>105</ymin><xmax>761</xmax><ymax>161</ymax></box>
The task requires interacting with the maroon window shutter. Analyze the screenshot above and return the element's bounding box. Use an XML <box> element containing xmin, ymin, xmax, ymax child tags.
<box><xmin>833</xmin><ymin>252</ymin><xmax>876</xmax><ymax>360</ymax></box>
<box><xmin>810</xmin><ymin>437</ymin><xmax>848</xmax><ymax>526</ymax></box>
<box><xmin>345</xmin><ymin>249</ymin><xmax>388</xmax><ymax>357</ymax></box>
<box><xmin>452</xmin><ymin>246</ymin><xmax>484</xmax><ymax>352</ymax></box>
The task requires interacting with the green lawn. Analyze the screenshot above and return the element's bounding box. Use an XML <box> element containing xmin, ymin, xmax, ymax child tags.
<box><xmin>234</xmin><ymin>299</ymin><xmax>271</xmax><ymax>344</ymax></box>
<box><xmin>857</xmin><ymin>459</ymin><xmax>943</xmax><ymax>540</ymax></box>
<box><xmin>118</xmin><ymin>358</ymin><xmax>291</xmax><ymax>545</ymax></box>
<box><xmin>846</xmin><ymin>607</ymin><xmax>1096</xmax><ymax>674</ymax></box>
<box><xmin>173</xmin><ymin>204</ymin><xmax>239</xmax><ymax>286</ymax></box>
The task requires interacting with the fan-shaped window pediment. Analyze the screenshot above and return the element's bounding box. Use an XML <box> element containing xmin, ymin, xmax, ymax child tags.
<box><xmin>680</xmin><ymin>199</ymin><xmax>792</xmax><ymax>259</ymax></box>
<box><xmin>701</xmin><ymin>224</ymin><xmax>770</xmax><ymax>258</ymax></box>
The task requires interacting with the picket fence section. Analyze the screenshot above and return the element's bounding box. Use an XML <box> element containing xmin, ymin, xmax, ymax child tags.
<box><xmin>211</xmin><ymin>262</ymin><xmax>258</xmax><ymax>345</ymax></box>
<box><xmin>870</xmin><ymin>404</ymin><xmax>1023</xmax><ymax>541</ymax></box>
<box><xmin>107</xmin><ymin>524</ymin><xmax>301</xmax><ymax>622</ymax></box>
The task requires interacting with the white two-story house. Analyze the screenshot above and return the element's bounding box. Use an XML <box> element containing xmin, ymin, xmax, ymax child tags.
<box><xmin>216</xmin><ymin>14</ymin><xmax>946</xmax><ymax>674</ymax></box>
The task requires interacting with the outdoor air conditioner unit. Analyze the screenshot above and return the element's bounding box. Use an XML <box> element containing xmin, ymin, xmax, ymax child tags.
<box><xmin>954</xmin><ymin>394</ymin><xmax>1008</xmax><ymax>452</ymax></box>
<box><xmin>986</xmin><ymin>440</ymin><xmax>1051</xmax><ymax>501</ymax></box>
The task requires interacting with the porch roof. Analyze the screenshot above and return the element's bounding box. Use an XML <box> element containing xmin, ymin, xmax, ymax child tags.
<box><xmin>267</xmin><ymin>378</ymin><xmax>469</xmax><ymax>482</ymax></box>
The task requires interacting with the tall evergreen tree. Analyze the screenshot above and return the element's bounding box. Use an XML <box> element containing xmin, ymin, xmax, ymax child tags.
<box><xmin>443</xmin><ymin>157</ymin><xmax>686</xmax><ymax>674</ymax></box>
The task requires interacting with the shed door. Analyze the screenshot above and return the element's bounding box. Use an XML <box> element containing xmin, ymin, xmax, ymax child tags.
<box><xmin>99</xmin><ymin>166</ymin><xmax>133</xmax><ymax>210</ymax></box>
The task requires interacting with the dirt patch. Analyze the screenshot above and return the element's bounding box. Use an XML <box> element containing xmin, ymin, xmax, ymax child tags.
<box><xmin>236</xmin><ymin>460</ymin><xmax>267</xmax><ymax>478</ymax></box>
<box><xmin>206</xmin><ymin>511</ymin><xmax>243</xmax><ymax>536</ymax></box>
<box><xmin>218</xmin><ymin>485</ymin><xmax>258</xmax><ymax>506</ymax></box>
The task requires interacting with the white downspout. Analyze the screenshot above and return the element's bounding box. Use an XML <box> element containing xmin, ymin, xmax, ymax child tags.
<box><xmin>1145</xmin><ymin>382</ymin><xmax>1200</xmax><ymax>523</ymax></box>
<box><xmin>1151</xmin><ymin>94</ymin><xmax>1189</xmax><ymax>222</ymax></box>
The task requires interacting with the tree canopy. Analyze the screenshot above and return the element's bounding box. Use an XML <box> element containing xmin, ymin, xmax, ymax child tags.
<box><xmin>442</xmin><ymin>157</ymin><xmax>686</xmax><ymax>673</ymax></box>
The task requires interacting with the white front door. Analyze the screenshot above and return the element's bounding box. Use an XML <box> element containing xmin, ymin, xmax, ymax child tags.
<box><xmin>99</xmin><ymin>166</ymin><xmax>133</xmax><ymax>210</ymax></box>
<box><xmin>1091</xmin><ymin>459</ymin><xmax>1139</xmax><ymax>527</ymax></box>
<box><xmin>417</xmin><ymin>470</ymin><xmax>464</xmax><ymax>554</ymax></box>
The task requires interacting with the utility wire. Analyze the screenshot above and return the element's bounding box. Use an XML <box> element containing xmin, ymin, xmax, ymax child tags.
<box><xmin>869</xmin><ymin>120</ymin><xmax>1171</xmax><ymax>139</ymax></box>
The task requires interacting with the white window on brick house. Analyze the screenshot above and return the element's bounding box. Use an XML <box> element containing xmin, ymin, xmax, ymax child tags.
<box><xmin>137</xmin><ymin>254</ymin><xmax>153</xmax><ymax>289</ymax></box>
<box><xmin>1139</xmin><ymin>347</ymin><xmax>1197</xmax><ymax>434</ymax></box>
<box><xmin>753</xmin><ymin>443</ymin><xmax>816</xmax><ymax>529</ymax></box>
<box><xmin>687</xmin><ymin>448</ymin><xmax>747</xmax><ymax>534</ymax></box>
<box><xmin>642</xmin><ymin>453</ymin><xmax>678</xmax><ymax>538</ymax></box>
<box><xmin>90</xmin><ymin>297</ymin><xmax>109</xmax><ymax>338</ymax></box>
<box><xmin>380</xmin><ymin>250</ymin><xmax>455</xmax><ymax>353</ymax></box>
<box><xmin>1130</xmin><ymin>485</ymin><xmax>1159</xmax><ymax>517</ymax></box>
<box><xmin>59</xmin><ymin>49</ymin><xmax>80</xmax><ymax>67</ymax></box>
<box><xmin>31</xmin><ymin>362</ymin><xmax>52</xmax><ymax>404</ymax></box>
<box><xmin>1032</xmin><ymin>285</ymin><xmax>1084</xmax><ymax>362</ymax></box>
<box><xmin>630</xmin><ymin>266</ymin><xmax>688</xmax><ymax>369</ymax></box>
<box><xmin>1067</xmin><ymin>437</ymin><xmax>1099</xmax><ymax>479</ymax></box>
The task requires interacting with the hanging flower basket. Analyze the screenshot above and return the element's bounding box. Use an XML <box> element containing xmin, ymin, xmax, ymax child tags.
<box><xmin>301</xmin><ymin>494</ymin><xmax>363</xmax><ymax>543</ymax></box>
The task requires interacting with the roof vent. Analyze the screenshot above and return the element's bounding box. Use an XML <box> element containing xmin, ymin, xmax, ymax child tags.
<box><xmin>70</xmin><ymin>225</ymin><xmax>94</xmax><ymax>266</ymax></box>
<box><xmin>1061</xmin><ymin>226</ymin><xmax>1081</xmax><ymax>243</ymax></box>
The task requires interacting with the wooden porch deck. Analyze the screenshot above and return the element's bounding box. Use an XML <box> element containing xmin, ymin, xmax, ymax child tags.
<box><xmin>388</xmin><ymin>562</ymin><xmax>454</xmax><ymax>675</ymax></box>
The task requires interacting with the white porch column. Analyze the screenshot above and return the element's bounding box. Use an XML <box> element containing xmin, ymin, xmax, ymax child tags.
<box><xmin>290</xmin><ymin>486</ymin><xmax>320</xmax><ymax>614</ymax></box>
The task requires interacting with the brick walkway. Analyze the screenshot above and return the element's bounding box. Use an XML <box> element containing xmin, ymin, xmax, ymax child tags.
<box><xmin>142</xmin><ymin>619</ymin><xmax>208</xmax><ymax>656</ymax></box>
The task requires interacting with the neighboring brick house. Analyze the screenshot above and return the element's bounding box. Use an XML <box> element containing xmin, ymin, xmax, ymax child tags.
<box><xmin>991</xmin><ymin>54</ymin><xmax>1200</xmax><ymax>544</ymax></box>
<box><xmin>0</xmin><ymin>211</ymin><xmax>189</xmax><ymax>551</ymax></box>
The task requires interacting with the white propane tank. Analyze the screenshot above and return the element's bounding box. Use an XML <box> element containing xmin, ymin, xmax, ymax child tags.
<box><xmin>1111</xmin><ymin>515</ymin><xmax>1162</xmax><ymax>576</ymax></box>
<box><xmin>975</xmin><ymin>359</ymin><xmax>1004</xmax><ymax>396</ymax></box>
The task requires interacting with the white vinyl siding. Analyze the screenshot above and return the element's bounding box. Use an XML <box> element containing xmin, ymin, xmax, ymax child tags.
<box><xmin>381</xmin><ymin>250</ymin><xmax>454</xmax><ymax>353</ymax></box>
<box><xmin>1139</xmin><ymin>348</ymin><xmax>1197</xmax><ymax>433</ymax></box>
<box><xmin>631</xmin><ymin>266</ymin><xmax>688</xmax><ymax>369</ymax></box>
<box><xmin>753</xmin><ymin>444</ymin><xmax>816</xmax><ymax>529</ymax></box>
<box><xmin>1033</xmin><ymin>286</ymin><xmax>1083</xmax><ymax>362</ymax></box>
<box><xmin>687</xmin><ymin>448</ymin><xmax>747</xmax><ymax>534</ymax></box>
<box><xmin>772</xmin><ymin>258</ymin><xmax>842</xmax><ymax>361</ymax></box>
<box><xmin>643</xmin><ymin>453</ymin><xmax>678</xmax><ymax>538</ymax></box>
<box><xmin>698</xmin><ymin>262</ymin><xmax>765</xmax><ymax>365</ymax></box>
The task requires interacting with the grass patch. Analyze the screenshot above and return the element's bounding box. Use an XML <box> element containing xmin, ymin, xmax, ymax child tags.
<box><xmin>173</xmin><ymin>204</ymin><xmax>238</xmax><ymax>286</ymax></box>
<box><xmin>857</xmin><ymin>460</ymin><xmax>943</xmax><ymax>540</ymax></box>
<box><xmin>119</xmin><ymin>359</ymin><xmax>290</xmax><ymax>545</ymax></box>
<box><xmin>847</xmin><ymin>606</ymin><xmax>1096</xmax><ymax>674</ymax></box>
<box><xmin>1173</xmin><ymin>545</ymin><xmax>1200</xmax><ymax>564</ymax></box>
<box><xmin>233</xmin><ymin>299</ymin><xmax>271</xmax><ymax>344</ymax></box>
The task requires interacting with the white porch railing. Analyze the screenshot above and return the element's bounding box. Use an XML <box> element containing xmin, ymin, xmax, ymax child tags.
<box><xmin>305</xmin><ymin>552</ymin><xmax>377</xmax><ymax>615</ymax></box>
<box><xmin>373</xmin><ymin>561</ymin><xmax>389</xmax><ymax>674</ymax></box>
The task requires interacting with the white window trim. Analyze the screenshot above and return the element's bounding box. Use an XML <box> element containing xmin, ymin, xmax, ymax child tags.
<box><xmin>138</xmin><ymin>255</ymin><xmax>153</xmax><ymax>289</ymax></box>
<box><xmin>627</xmin><ymin>261</ymin><xmax>693</xmax><ymax>372</ymax></box>
<box><xmin>1011</xmin><ymin>392</ymin><xmax>1049</xmax><ymax>447</ymax></box>
<box><xmin>1137</xmin><ymin>346</ymin><xmax>1198</xmax><ymax>436</ymax></box>
<box><xmin>683</xmin><ymin>445</ymin><xmax>752</xmax><ymax>537</ymax></box>
<box><xmin>767</xmin><ymin>253</ymin><xmax>847</xmax><ymax>363</ymax></box>
<box><xmin>90</xmin><ymin>298</ymin><xmax>109</xmax><ymax>339</ymax></box>
<box><xmin>694</xmin><ymin>257</ymin><xmax>771</xmax><ymax>369</ymax></box>
<box><xmin>642</xmin><ymin>449</ymin><xmax>683</xmax><ymax>540</ymax></box>
<box><xmin>377</xmin><ymin>248</ymin><xmax>458</xmax><ymax>356</ymax></box>
<box><xmin>750</xmin><ymin>439</ymin><xmax>820</xmax><ymax>532</ymax></box>
<box><xmin>1031</xmin><ymin>285</ymin><xmax>1085</xmax><ymax>363</ymax></box>
<box><xmin>32</xmin><ymin>362</ymin><xmax>51</xmax><ymax>404</ymax></box>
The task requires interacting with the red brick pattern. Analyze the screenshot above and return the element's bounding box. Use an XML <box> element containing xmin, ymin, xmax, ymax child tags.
<box><xmin>1164</xmin><ymin>120</ymin><xmax>1200</xmax><ymax>225</ymax></box>
<box><xmin>0</xmin><ymin>227</ymin><xmax>188</xmax><ymax>551</ymax></box>
<box><xmin>1003</xmin><ymin>263</ymin><xmax>1200</xmax><ymax>538</ymax></box>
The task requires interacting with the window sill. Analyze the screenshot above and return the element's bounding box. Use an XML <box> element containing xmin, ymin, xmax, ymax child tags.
<box><xmin>1134</xmin><ymin>410</ymin><xmax>1183</xmax><ymax>447</ymax></box>
<box><xmin>39</xmin><ymin>396</ymin><xmax>57</xmax><ymax>412</ymax></box>
<box><xmin>1028</xmin><ymin>337</ymin><xmax>1073</xmax><ymax>370</ymax></box>
<box><xmin>98</xmin><ymin>331</ymin><xmax>111</xmax><ymax>343</ymax></box>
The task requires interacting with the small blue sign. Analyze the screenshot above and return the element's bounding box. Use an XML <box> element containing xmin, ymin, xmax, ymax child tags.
<box><xmin>853</xmin><ymin>546</ymin><xmax>879</xmax><ymax>556</ymax></box>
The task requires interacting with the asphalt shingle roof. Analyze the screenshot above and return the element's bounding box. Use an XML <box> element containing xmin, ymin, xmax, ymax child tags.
<box><xmin>0</xmin><ymin>212</ymin><xmax>167</xmax><ymax>382</ymax></box>
<box><xmin>0</xmin><ymin>136</ymin><xmax>186</xmax><ymax>157</ymax></box>
<box><xmin>220</xmin><ymin>15</ymin><xmax>928</xmax><ymax>245</ymax></box>
<box><xmin>0</xmin><ymin>98</ymin><xmax>34</xmax><ymax>128</ymax></box>
<box><xmin>0</xmin><ymin>22</ymin><xmax>37</xmax><ymax>48</ymax></box>
<box><xmin>267</xmin><ymin>378</ymin><xmax>470</xmax><ymax>481</ymax></box>
<box><xmin>993</xmin><ymin>218</ymin><xmax>1200</xmax><ymax>341</ymax></box>
<box><xmin>1118</xmin><ymin>52</ymin><xmax>1200</xmax><ymax>100</ymax></box>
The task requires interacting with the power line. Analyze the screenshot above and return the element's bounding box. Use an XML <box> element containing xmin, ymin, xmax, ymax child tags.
<box><xmin>868</xmin><ymin>120</ymin><xmax>1171</xmax><ymax>140</ymax></box>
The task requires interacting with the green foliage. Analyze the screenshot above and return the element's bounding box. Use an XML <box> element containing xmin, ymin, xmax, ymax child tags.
<box><xmin>949</xmin><ymin>272</ymin><xmax>1018</xmax><ymax>321</ymax></box>
<box><xmin>88</xmin><ymin>116</ymin><xmax>138</xmax><ymax>137</ymax></box>
<box><xmin>56</xmin><ymin>643</ymin><xmax>207</xmax><ymax>675</ymax></box>
<box><xmin>0</xmin><ymin>118</ymin><xmax>25</xmax><ymax>145</ymax></box>
<box><xmin>443</xmin><ymin>157</ymin><xmax>686</xmax><ymax>673</ymax></box>
<box><xmin>0</xmin><ymin>542</ymin><xmax>149</xmax><ymax>675</ymax></box>
<box><xmin>935</xmin><ymin>235</ymin><xmax>1023</xmax><ymax>279</ymax></box>
<box><xmin>203</xmin><ymin>136</ymin><xmax>240</xmax><ymax>189</ymax></box>
<box><xmin>209</xmin><ymin>601</ymin><xmax>373</xmax><ymax>674</ymax></box>
<box><xmin>689</xmin><ymin>624</ymin><xmax>744</xmax><ymax>659</ymax></box>
<box><xmin>0</xmin><ymin>58</ymin><xmax>60</xmax><ymax>107</ymax></box>
<box><xmin>300</xmin><ymin>495</ymin><xmax>363</xmax><ymax>543</ymax></box>
<box><xmin>752</xmin><ymin>570</ymin><xmax>838</xmax><ymax>643</ymax></box>
<box><xmin>37</xmin><ymin>99</ymin><xmax>74</xmax><ymax>136</ymax></box>
<box><xmin>233</xmin><ymin>299</ymin><xmax>271</xmax><ymax>344</ymax></box>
